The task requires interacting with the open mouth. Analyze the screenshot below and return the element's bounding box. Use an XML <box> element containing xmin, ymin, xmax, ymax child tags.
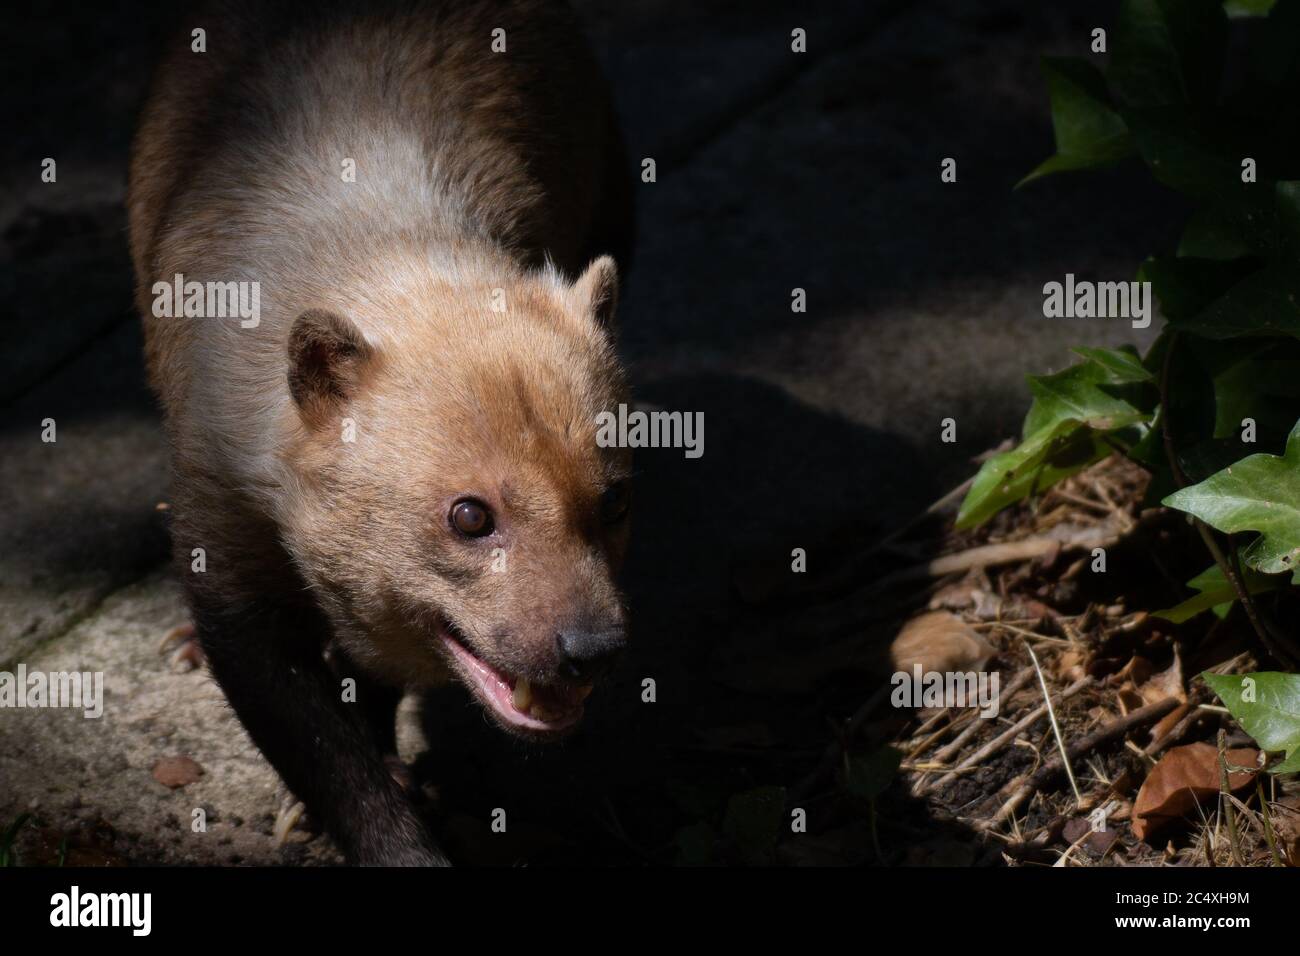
<box><xmin>435</xmin><ymin>624</ymin><xmax>591</xmax><ymax>735</ymax></box>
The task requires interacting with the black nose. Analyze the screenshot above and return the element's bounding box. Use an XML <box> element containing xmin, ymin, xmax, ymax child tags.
<box><xmin>555</xmin><ymin>629</ymin><xmax>625</xmax><ymax>681</ymax></box>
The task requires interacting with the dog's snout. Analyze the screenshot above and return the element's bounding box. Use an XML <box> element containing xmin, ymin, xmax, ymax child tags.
<box><xmin>555</xmin><ymin>628</ymin><xmax>625</xmax><ymax>681</ymax></box>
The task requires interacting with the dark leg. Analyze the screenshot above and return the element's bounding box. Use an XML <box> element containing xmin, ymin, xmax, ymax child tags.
<box><xmin>329</xmin><ymin>647</ymin><xmax>416</xmax><ymax>792</ymax></box>
<box><xmin>196</xmin><ymin>598</ymin><xmax>446</xmax><ymax>866</ymax></box>
<box><xmin>330</xmin><ymin>646</ymin><xmax>402</xmax><ymax>756</ymax></box>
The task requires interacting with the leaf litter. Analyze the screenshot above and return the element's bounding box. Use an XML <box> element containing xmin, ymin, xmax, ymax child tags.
<box><xmin>777</xmin><ymin>451</ymin><xmax>1300</xmax><ymax>866</ymax></box>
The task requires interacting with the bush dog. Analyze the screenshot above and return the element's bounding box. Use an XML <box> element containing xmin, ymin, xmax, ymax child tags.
<box><xmin>128</xmin><ymin>0</ymin><xmax>633</xmax><ymax>865</ymax></box>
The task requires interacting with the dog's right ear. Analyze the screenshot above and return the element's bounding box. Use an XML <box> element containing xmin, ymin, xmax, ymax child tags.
<box><xmin>287</xmin><ymin>309</ymin><xmax>376</xmax><ymax>425</ymax></box>
<box><xmin>572</xmin><ymin>255</ymin><xmax>620</xmax><ymax>331</ymax></box>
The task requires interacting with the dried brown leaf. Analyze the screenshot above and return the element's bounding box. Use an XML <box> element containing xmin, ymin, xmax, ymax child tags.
<box><xmin>1132</xmin><ymin>743</ymin><xmax>1258</xmax><ymax>842</ymax></box>
<box><xmin>890</xmin><ymin>611</ymin><xmax>994</xmax><ymax>674</ymax></box>
<box><xmin>152</xmin><ymin>755</ymin><xmax>204</xmax><ymax>789</ymax></box>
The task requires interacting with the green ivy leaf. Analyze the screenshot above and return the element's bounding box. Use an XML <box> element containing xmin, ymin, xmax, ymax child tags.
<box><xmin>1070</xmin><ymin>345</ymin><xmax>1155</xmax><ymax>382</ymax></box>
<box><xmin>1276</xmin><ymin>180</ymin><xmax>1300</xmax><ymax>260</ymax></box>
<box><xmin>1152</xmin><ymin>561</ymin><xmax>1281</xmax><ymax>622</ymax></box>
<box><xmin>1139</xmin><ymin>255</ymin><xmax>1259</xmax><ymax>321</ymax></box>
<box><xmin>1164</xmin><ymin>420</ymin><xmax>1300</xmax><ymax>575</ymax></box>
<box><xmin>1163</xmin><ymin>186</ymin><xmax>1300</xmax><ymax>334</ymax></box>
<box><xmin>1177</xmin><ymin>192</ymin><xmax>1276</xmax><ymax>259</ymax></box>
<box><xmin>1162</xmin><ymin>336</ymin><xmax>1300</xmax><ymax>446</ymax></box>
<box><xmin>958</xmin><ymin>427</ymin><xmax>1114</xmax><ymax>530</ymax></box>
<box><xmin>1203</xmin><ymin>671</ymin><xmax>1300</xmax><ymax>772</ymax></box>
<box><xmin>1110</xmin><ymin>0</ymin><xmax>1227</xmax><ymax>108</ymax></box>
<box><xmin>1256</xmin><ymin>0</ymin><xmax>1300</xmax><ymax>88</ymax></box>
<box><xmin>1123</xmin><ymin>107</ymin><xmax>1242</xmax><ymax>199</ymax></box>
<box><xmin>1176</xmin><ymin>264</ymin><xmax>1300</xmax><ymax>338</ymax></box>
<box><xmin>1199</xmin><ymin>339</ymin><xmax>1300</xmax><ymax>440</ymax></box>
<box><xmin>1224</xmin><ymin>0</ymin><xmax>1276</xmax><ymax>17</ymax></box>
<box><xmin>1022</xmin><ymin>350</ymin><xmax>1155</xmax><ymax>436</ymax></box>
<box><xmin>1138</xmin><ymin>337</ymin><xmax>1300</xmax><ymax>508</ymax></box>
<box><xmin>1018</xmin><ymin>58</ymin><xmax>1132</xmax><ymax>187</ymax></box>
<box><xmin>958</xmin><ymin>351</ymin><xmax>1156</xmax><ymax>528</ymax></box>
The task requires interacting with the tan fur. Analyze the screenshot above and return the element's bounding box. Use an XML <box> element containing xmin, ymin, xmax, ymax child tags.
<box><xmin>128</xmin><ymin>0</ymin><xmax>632</xmax><ymax>696</ymax></box>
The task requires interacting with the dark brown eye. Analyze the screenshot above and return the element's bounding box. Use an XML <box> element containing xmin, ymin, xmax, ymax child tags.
<box><xmin>450</xmin><ymin>499</ymin><xmax>493</xmax><ymax>537</ymax></box>
<box><xmin>601</xmin><ymin>481</ymin><xmax>631</xmax><ymax>524</ymax></box>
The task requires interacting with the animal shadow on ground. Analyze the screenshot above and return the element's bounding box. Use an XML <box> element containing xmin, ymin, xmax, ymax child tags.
<box><xmin>415</xmin><ymin>371</ymin><xmax>987</xmax><ymax>864</ymax></box>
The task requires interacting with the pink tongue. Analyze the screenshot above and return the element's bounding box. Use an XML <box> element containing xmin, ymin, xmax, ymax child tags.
<box><xmin>519</xmin><ymin>682</ymin><xmax>586</xmax><ymax>713</ymax></box>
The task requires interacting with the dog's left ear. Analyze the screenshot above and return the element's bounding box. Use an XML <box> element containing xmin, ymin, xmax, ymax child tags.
<box><xmin>572</xmin><ymin>255</ymin><xmax>619</xmax><ymax>330</ymax></box>
<box><xmin>287</xmin><ymin>308</ymin><xmax>376</xmax><ymax>426</ymax></box>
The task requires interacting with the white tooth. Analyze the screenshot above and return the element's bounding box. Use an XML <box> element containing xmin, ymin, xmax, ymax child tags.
<box><xmin>512</xmin><ymin>678</ymin><xmax>532</xmax><ymax>712</ymax></box>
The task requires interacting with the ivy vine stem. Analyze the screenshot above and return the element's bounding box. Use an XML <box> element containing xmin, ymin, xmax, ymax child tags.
<box><xmin>1159</xmin><ymin>332</ymin><xmax>1300</xmax><ymax>669</ymax></box>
